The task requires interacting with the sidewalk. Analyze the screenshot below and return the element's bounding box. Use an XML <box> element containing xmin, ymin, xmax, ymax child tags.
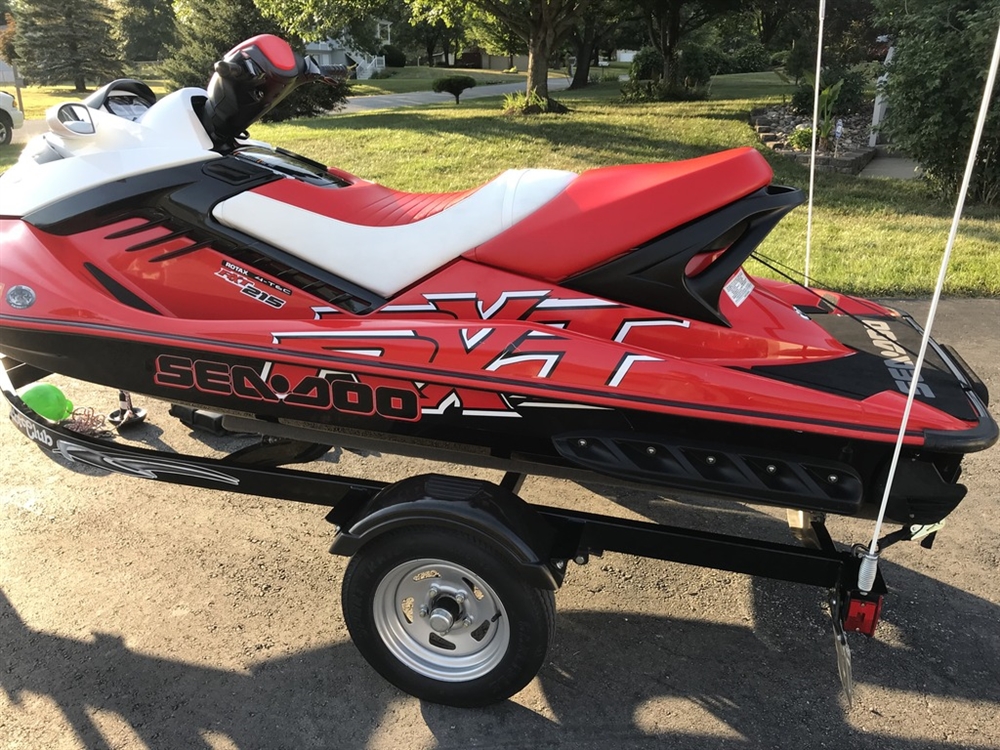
<box><xmin>859</xmin><ymin>154</ymin><xmax>921</xmax><ymax>179</ymax></box>
<box><xmin>341</xmin><ymin>76</ymin><xmax>572</xmax><ymax>113</ymax></box>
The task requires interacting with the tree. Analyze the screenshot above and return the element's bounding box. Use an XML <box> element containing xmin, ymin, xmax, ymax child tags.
<box><xmin>111</xmin><ymin>0</ymin><xmax>176</xmax><ymax>61</ymax></box>
<box><xmin>257</xmin><ymin>0</ymin><xmax>588</xmax><ymax>104</ymax></box>
<box><xmin>253</xmin><ymin>0</ymin><xmax>379</xmax><ymax>42</ymax></box>
<box><xmin>0</xmin><ymin>13</ymin><xmax>17</xmax><ymax>66</ymax></box>
<box><xmin>745</xmin><ymin>0</ymin><xmax>811</xmax><ymax>48</ymax></box>
<box><xmin>470</xmin><ymin>0</ymin><xmax>586</xmax><ymax>100</ymax></box>
<box><xmin>162</xmin><ymin>0</ymin><xmax>347</xmax><ymax>123</ymax></box>
<box><xmin>567</xmin><ymin>0</ymin><xmax>631</xmax><ymax>89</ymax></box>
<box><xmin>876</xmin><ymin>0</ymin><xmax>1000</xmax><ymax>204</ymax></box>
<box><xmin>465</xmin><ymin>6</ymin><xmax>525</xmax><ymax>69</ymax></box>
<box><xmin>12</xmin><ymin>0</ymin><xmax>124</xmax><ymax>92</ymax></box>
<box><xmin>640</xmin><ymin>0</ymin><xmax>741</xmax><ymax>87</ymax></box>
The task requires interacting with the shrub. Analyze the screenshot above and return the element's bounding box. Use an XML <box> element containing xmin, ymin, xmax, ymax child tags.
<box><xmin>625</xmin><ymin>44</ymin><xmax>710</xmax><ymax>100</ymax></box>
<box><xmin>621</xmin><ymin>79</ymin><xmax>709</xmax><ymax>103</ymax></box>
<box><xmin>379</xmin><ymin>44</ymin><xmax>406</xmax><ymax>68</ymax></box>
<box><xmin>264</xmin><ymin>77</ymin><xmax>350</xmax><ymax>122</ymax></box>
<box><xmin>432</xmin><ymin>75</ymin><xmax>476</xmax><ymax>104</ymax></box>
<box><xmin>677</xmin><ymin>44</ymin><xmax>714</xmax><ymax>88</ymax></box>
<box><xmin>878</xmin><ymin>0</ymin><xmax>1000</xmax><ymax>204</ymax></box>
<box><xmin>787</xmin><ymin>126</ymin><xmax>814</xmax><ymax>151</ymax></box>
<box><xmin>501</xmin><ymin>89</ymin><xmax>569</xmax><ymax>115</ymax></box>
<box><xmin>730</xmin><ymin>41</ymin><xmax>771</xmax><ymax>73</ymax></box>
<box><xmin>629</xmin><ymin>46</ymin><xmax>664</xmax><ymax>82</ymax></box>
<box><xmin>792</xmin><ymin>69</ymin><xmax>868</xmax><ymax>115</ymax></box>
<box><xmin>786</xmin><ymin>38</ymin><xmax>815</xmax><ymax>83</ymax></box>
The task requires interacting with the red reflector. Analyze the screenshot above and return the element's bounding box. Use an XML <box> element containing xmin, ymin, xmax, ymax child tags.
<box><xmin>843</xmin><ymin>595</ymin><xmax>883</xmax><ymax>636</ymax></box>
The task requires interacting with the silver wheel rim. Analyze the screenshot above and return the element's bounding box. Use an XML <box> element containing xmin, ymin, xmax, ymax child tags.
<box><xmin>372</xmin><ymin>557</ymin><xmax>510</xmax><ymax>682</ymax></box>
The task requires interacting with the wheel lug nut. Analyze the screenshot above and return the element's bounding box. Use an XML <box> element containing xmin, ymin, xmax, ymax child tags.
<box><xmin>463</xmin><ymin>617</ymin><xmax>473</xmax><ymax>627</ymax></box>
<box><xmin>455</xmin><ymin>593</ymin><xmax>466</xmax><ymax>604</ymax></box>
<box><xmin>419</xmin><ymin>606</ymin><xmax>428</xmax><ymax>617</ymax></box>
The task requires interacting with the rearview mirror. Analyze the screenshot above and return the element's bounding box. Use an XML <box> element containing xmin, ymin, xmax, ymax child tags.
<box><xmin>46</xmin><ymin>103</ymin><xmax>96</xmax><ymax>137</ymax></box>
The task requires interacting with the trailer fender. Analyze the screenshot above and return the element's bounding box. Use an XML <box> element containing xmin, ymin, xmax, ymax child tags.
<box><xmin>328</xmin><ymin>474</ymin><xmax>560</xmax><ymax>590</ymax></box>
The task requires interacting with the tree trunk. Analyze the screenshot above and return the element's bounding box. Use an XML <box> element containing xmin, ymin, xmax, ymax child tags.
<box><xmin>74</xmin><ymin>75</ymin><xmax>86</xmax><ymax>93</ymax></box>
<box><xmin>569</xmin><ymin>23</ymin><xmax>596</xmax><ymax>90</ymax></box>
<box><xmin>663</xmin><ymin>3</ymin><xmax>682</xmax><ymax>88</ymax></box>
<box><xmin>425</xmin><ymin>41</ymin><xmax>436</xmax><ymax>67</ymax></box>
<box><xmin>526</xmin><ymin>35</ymin><xmax>549</xmax><ymax>101</ymax></box>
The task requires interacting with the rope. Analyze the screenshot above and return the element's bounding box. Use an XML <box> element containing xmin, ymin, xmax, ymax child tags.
<box><xmin>858</xmin><ymin>19</ymin><xmax>1000</xmax><ymax>594</ymax></box>
<box><xmin>804</xmin><ymin>0</ymin><xmax>827</xmax><ymax>287</ymax></box>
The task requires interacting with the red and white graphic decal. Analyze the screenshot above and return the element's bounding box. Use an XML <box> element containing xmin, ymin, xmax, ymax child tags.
<box><xmin>613</xmin><ymin>318</ymin><xmax>690</xmax><ymax>343</ymax></box>
<box><xmin>607</xmin><ymin>353</ymin><xmax>663</xmax><ymax>387</ymax></box>
<box><xmin>416</xmin><ymin>384</ymin><xmax>522</xmax><ymax>418</ymax></box>
<box><xmin>269</xmin><ymin>329</ymin><xmax>441</xmax><ymax>362</ymax></box>
<box><xmin>383</xmin><ymin>290</ymin><xmax>619</xmax><ymax>321</ymax></box>
<box><xmin>460</xmin><ymin>327</ymin><xmax>494</xmax><ymax>351</ymax></box>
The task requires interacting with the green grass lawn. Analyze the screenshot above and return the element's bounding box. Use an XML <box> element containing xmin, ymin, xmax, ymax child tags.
<box><xmin>3</xmin><ymin>73</ymin><xmax>997</xmax><ymax>296</ymax></box>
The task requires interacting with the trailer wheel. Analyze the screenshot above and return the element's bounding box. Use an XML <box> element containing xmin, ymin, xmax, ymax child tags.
<box><xmin>342</xmin><ymin>527</ymin><xmax>556</xmax><ymax>707</ymax></box>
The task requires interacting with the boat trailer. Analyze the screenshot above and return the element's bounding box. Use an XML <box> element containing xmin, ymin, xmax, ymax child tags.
<box><xmin>1</xmin><ymin>357</ymin><xmax>890</xmax><ymax>707</ymax></box>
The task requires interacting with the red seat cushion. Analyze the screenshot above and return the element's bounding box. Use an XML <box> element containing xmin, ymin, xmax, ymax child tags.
<box><xmin>464</xmin><ymin>147</ymin><xmax>774</xmax><ymax>281</ymax></box>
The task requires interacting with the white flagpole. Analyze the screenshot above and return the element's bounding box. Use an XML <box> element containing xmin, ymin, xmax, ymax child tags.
<box><xmin>804</xmin><ymin>0</ymin><xmax>827</xmax><ymax>287</ymax></box>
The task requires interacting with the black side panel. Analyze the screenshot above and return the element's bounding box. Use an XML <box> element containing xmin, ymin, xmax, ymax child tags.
<box><xmin>564</xmin><ymin>185</ymin><xmax>804</xmax><ymax>326</ymax></box>
<box><xmin>22</xmin><ymin>160</ymin><xmax>278</xmax><ymax>234</ymax></box>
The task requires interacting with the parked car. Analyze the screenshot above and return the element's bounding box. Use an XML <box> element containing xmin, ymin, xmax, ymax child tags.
<box><xmin>0</xmin><ymin>90</ymin><xmax>24</xmax><ymax>146</ymax></box>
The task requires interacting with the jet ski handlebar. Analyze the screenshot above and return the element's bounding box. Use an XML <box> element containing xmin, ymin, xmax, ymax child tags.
<box><xmin>202</xmin><ymin>34</ymin><xmax>346</xmax><ymax>149</ymax></box>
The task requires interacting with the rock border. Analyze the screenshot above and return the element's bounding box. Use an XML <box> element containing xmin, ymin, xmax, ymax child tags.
<box><xmin>749</xmin><ymin>106</ymin><xmax>876</xmax><ymax>175</ymax></box>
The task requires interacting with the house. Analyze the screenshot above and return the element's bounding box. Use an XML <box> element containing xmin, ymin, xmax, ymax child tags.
<box><xmin>306</xmin><ymin>21</ymin><xmax>392</xmax><ymax>80</ymax></box>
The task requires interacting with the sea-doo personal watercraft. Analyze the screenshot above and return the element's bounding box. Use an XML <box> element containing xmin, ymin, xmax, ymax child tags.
<box><xmin>1</xmin><ymin>35</ymin><xmax>995</xmax><ymax>706</ymax></box>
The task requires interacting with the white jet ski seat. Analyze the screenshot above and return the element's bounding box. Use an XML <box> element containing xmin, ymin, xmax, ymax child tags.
<box><xmin>212</xmin><ymin>168</ymin><xmax>577</xmax><ymax>298</ymax></box>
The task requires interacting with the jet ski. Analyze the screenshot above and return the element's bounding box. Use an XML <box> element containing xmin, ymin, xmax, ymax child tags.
<box><xmin>1</xmin><ymin>35</ymin><xmax>993</xmax><ymax>526</ymax></box>
<box><xmin>0</xmin><ymin>34</ymin><xmax>995</xmax><ymax>706</ymax></box>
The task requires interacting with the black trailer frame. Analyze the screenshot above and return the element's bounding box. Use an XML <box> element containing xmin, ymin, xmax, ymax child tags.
<box><xmin>0</xmin><ymin>358</ymin><xmax>886</xmax><ymax>704</ymax></box>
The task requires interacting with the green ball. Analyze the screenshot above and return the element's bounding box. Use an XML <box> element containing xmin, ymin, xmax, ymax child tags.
<box><xmin>19</xmin><ymin>383</ymin><xmax>74</xmax><ymax>421</ymax></box>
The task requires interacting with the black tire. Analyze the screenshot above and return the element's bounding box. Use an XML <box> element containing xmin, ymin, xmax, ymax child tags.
<box><xmin>0</xmin><ymin>113</ymin><xmax>12</xmax><ymax>146</ymax></box>
<box><xmin>342</xmin><ymin>526</ymin><xmax>556</xmax><ymax>707</ymax></box>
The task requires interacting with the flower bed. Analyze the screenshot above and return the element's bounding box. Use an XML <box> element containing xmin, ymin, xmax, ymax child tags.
<box><xmin>749</xmin><ymin>106</ymin><xmax>876</xmax><ymax>175</ymax></box>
